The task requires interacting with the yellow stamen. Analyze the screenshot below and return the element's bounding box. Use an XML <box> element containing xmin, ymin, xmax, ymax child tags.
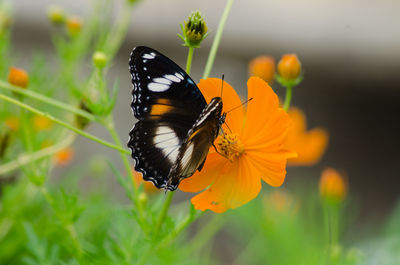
<box><xmin>217</xmin><ymin>133</ymin><xmax>244</xmax><ymax>161</ymax></box>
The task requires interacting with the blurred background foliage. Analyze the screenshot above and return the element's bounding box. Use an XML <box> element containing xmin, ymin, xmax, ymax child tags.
<box><xmin>1</xmin><ymin>0</ymin><xmax>399</xmax><ymax>264</ymax></box>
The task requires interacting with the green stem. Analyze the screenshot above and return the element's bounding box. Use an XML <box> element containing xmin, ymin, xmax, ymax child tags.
<box><xmin>186</xmin><ymin>47</ymin><xmax>194</xmax><ymax>74</ymax></box>
<box><xmin>104</xmin><ymin>117</ymin><xmax>150</xmax><ymax>232</ymax></box>
<box><xmin>0</xmin><ymin>80</ymin><xmax>95</xmax><ymax>121</ymax></box>
<box><xmin>202</xmin><ymin>0</ymin><xmax>234</xmax><ymax>79</ymax></box>
<box><xmin>105</xmin><ymin>2</ymin><xmax>134</xmax><ymax>60</ymax></box>
<box><xmin>19</xmin><ymin>107</ymin><xmax>39</xmax><ymax>176</ymax></box>
<box><xmin>153</xmin><ymin>191</ymin><xmax>175</xmax><ymax>240</ymax></box>
<box><xmin>40</xmin><ymin>187</ymin><xmax>83</xmax><ymax>257</ymax></box>
<box><xmin>0</xmin><ymin>93</ymin><xmax>129</xmax><ymax>154</ymax></box>
<box><xmin>283</xmin><ymin>85</ymin><xmax>292</xmax><ymax>111</ymax></box>
<box><xmin>187</xmin><ymin>215</ymin><xmax>223</xmax><ymax>253</ymax></box>
<box><xmin>0</xmin><ymin>134</ymin><xmax>76</xmax><ymax>176</ymax></box>
<box><xmin>136</xmin><ymin>209</ymin><xmax>204</xmax><ymax>265</ymax></box>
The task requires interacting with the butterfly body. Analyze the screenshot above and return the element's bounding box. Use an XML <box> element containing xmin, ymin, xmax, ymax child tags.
<box><xmin>128</xmin><ymin>46</ymin><xmax>225</xmax><ymax>191</ymax></box>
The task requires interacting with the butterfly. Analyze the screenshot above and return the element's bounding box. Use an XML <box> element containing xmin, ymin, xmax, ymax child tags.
<box><xmin>128</xmin><ymin>46</ymin><xmax>226</xmax><ymax>191</ymax></box>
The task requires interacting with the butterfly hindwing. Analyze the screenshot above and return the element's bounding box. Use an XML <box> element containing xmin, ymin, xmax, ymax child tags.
<box><xmin>128</xmin><ymin>46</ymin><xmax>211</xmax><ymax>189</ymax></box>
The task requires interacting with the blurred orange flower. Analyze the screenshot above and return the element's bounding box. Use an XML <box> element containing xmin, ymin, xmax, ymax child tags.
<box><xmin>287</xmin><ymin>108</ymin><xmax>328</xmax><ymax>166</ymax></box>
<box><xmin>54</xmin><ymin>148</ymin><xmax>74</xmax><ymax>166</ymax></box>
<box><xmin>66</xmin><ymin>16</ymin><xmax>83</xmax><ymax>36</ymax></box>
<box><xmin>5</xmin><ymin>116</ymin><xmax>20</xmax><ymax>131</ymax></box>
<box><xmin>319</xmin><ymin>168</ymin><xmax>348</xmax><ymax>203</ymax></box>
<box><xmin>180</xmin><ymin>77</ymin><xmax>296</xmax><ymax>213</ymax></box>
<box><xmin>264</xmin><ymin>190</ymin><xmax>297</xmax><ymax>213</ymax></box>
<box><xmin>248</xmin><ymin>56</ymin><xmax>275</xmax><ymax>84</ymax></box>
<box><xmin>8</xmin><ymin>67</ymin><xmax>29</xmax><ymax>88</ymax></box>
<box><xmin>33</xmin><ymin>115</ymin><xmax>53</xmax><ymax>131</ymax></box>
<box><xmin>277</xmin><ymin>54</ymin><xmax>301</xmax><ymax>81</ymax></box>
<box><xmin>133</xmin><ymin>170</ymin><xmax>159</xmax><ymax>193</ymax></box>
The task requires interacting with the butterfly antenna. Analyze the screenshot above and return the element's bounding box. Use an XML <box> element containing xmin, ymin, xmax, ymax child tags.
<box><xmin>220</xmin><ymin>74</ymin><xmax>224</xmax><ymax>98</ymax></box>
<box><xmin>226</xmin><ymin>98</ymin><xmax>253</xmax><ymax>114</ymax></box>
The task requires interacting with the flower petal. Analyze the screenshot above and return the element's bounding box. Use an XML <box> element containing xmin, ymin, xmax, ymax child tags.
<box><xmin>198</xmin><ymin>78</ymin><xmax>244</xmax><ymax>133</ymax></box>
<box><xmin>191</xmin><ymin>155</ymin><xmax>262</xmax><ymax>213</ymax></box>
<box><xmin>242</xmin><ymin>77</ymin><xmax>280</xmax><ymax>140</ymax></box>
<box><xmin>179</xmin><ymin>152</ymin><xmax>226</xmax><ymax>192</ymax></box>
<box><xmin>287</xmin><ymin>108</ymin><xmax>329</xmax><ymax>166</ymax></box>
<box><xmin>245</xmin><ymin>149</ymin><xmax>293</xmax><ymax>187</ymax></box>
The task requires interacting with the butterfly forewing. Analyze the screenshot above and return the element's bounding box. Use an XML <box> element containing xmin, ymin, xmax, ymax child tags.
<box><xmin>128</xmin><ymin>46</ymin><xmax>211</xmax><ymax>189</ymax></box>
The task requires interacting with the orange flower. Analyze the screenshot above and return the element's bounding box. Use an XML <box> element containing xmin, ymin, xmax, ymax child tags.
<box><xmin>287</xmin><ymin>108</ymin><xmax>328</xmax><ymax>166</ymax></box>
<box><xmin>5</xmin><ymin>116</ymin><xmax>20</xmax><ymax>131</ymax></box>
<box><xmin>8</xmin><ymin>67</ymin><xmax>29</xmax><ymax>88</ymax></box>
<box><xmin>133</xmin><ymin>170</ymin><xmax>159</xmax><ymax>193</ymax></box>
<box><xmin>277</xmin><ymin>54</ymin><xmax>301</xmax><ymax>81</ymax></box>
<box><xmin>319</xmin><ymin>168</ymin><xmax>348</xmax><ymax>203</ymax></box>
<box><xmin>54</xmin><ymin>148</ymin><xmax>74</xmax><ymax>166</ymax></box>
<box><xmin>264</xmin><ymin>190</ymin><xmax>296</xmax><ymax>213</ymax></box>
<box><xmin>33</xmin><ymin>115</ymin><xmax>53</xmax><ymax>131</ymax></box>
<box><xmin>66</xmin><ymin>16</ymin><xmax>83</xmax><ymax>36</ymax></box>
<box><xmin>248</xmin><ymin>56</ymin><xmax>276</xmax><ymax>84</ymax></box>
<box><xmin>180</xmin><ymin>77</ymin><xmax>296</xmax><ymax>213</ymax></box>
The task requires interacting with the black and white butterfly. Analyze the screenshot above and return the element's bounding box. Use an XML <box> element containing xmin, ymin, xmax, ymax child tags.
<box><xmin>128</xmin><ymin>46</ymin><xmax>226</xmax><ymax>191</ymax></box>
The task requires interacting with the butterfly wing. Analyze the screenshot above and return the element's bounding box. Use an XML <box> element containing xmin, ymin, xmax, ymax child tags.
<box><xmin>128</xmin><ymin>46</ymin><xmax>207</xmax><ymax>189</ymax></box>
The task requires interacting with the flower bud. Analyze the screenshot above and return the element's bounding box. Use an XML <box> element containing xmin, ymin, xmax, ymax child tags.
<box><xmin>8</xmin><ymin>67</ymin><xmax>29</xmax><ymax>88</ymax></box>
<box><xmin>248</xmin><ymin>56</ymin><xmax>276</xmax><ymax>84</ymax></box>
<box><xmin>277</xmin><ymin>54</ymin><xmax>301</xmax><ymax>81</ymax></box>
<box><xmin>0</xmin><ymin>9</ymin><xmax>11</xmax><ymax>33</ymax></box>
<box><xmin>319</xmin><ymin>168</ymin><xmax>348</xmax><ymax>204</ymax></box>
<box><xmin>74</xmin><ymin>101</ymin><xmax>92</xmax><ymax>129</ymax></box>
<box><xmin>5</xmin><ymin>116</ymin><xmax>20</xmax><ymax>131</ymax></box>
<box><xmin>54</xmin><ymin>148</ymin><xmax>74</xmax><ymax>166</ymax></box>
<box><xmin>138</xmin><ymin>192</ymin><xmax>148</xmax><ymax>207</ymax></box>
<box><xmin>180</xmin><ymin>11</ymin><xmax>208</xmax><ymax>48</ymax></box>
<box><xmin>93</xmin><ymin>51</ymin><xmax>107</xmax><ymax>69</ymax></box>
<box><xmin>47</xmin><ymin>6</ymin><xmax>65</xmax><ymax>25</ymax></box>
<box><xmin>33</xmin><ymin>115</ymin><xmax>53</xmax><ymax>131</ymax></box>
<box><xmin>66</xmin><ymin>16</ymin><xmax>83</xmax><ymax>37</ymax></box>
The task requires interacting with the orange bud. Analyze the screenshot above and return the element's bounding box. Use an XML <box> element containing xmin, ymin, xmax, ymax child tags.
<box><xmin>319</xmin><ymin>168</ymin><xmax>348</xmax><ymax>203</ymax></box>
<box><xmin>66</xmin><ymin>16</ymin><xmax>83</xmax><ymax>36</ymax></box>
<box><xmin>8</xmin><ymin>67</ymin><xmax>29</xmax><ymax>88</ymax></box>
<box><xmin>277</xmin><ymin>54</ymin><xmax>301</xmax><ymax>81</ymax></box>
<box><xmin>33</xmin><ymin>115</ymin><xmax>53</xmax><ymax>131</ymax></box>
<box><xmin>5</xmin><ymin>116</ymin><xmax>20</xmax><ymax>131</ymax></box>
<box><xmin>54</xmin><ymin>148</ymin><xmax>74</xmax><ymax>166</ymax></box>
<box><xmin>248</xmin><ymin>56</ymin><xmax>275</xmax><ymax>84</ymax></box>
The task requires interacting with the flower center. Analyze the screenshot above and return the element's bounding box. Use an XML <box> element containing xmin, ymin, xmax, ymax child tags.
<box><xmin>217</xmin><ymin>133</ymin><xmax>245</xmax><ymax>161</ymax></box>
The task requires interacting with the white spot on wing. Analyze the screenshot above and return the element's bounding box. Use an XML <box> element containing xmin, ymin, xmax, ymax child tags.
<box><xmin>154</xmin><ymin>126</ymin><xmax>180</xmax><ymax>163</ymax></box>
<box><xmin>164</xmin><ymin>74</ymin><xmax>181</xmax><ymax>83</ymax></box>
<box><xmin>175</xmin><ymin>72</ymin><xmax>184</xmax><ymax>80</ymax></box>
<box><xmin>148</xmin><ymin>82</ymin><xmax>169</xmax><ymax>92</ymax></box>
<box><xmin>142</xmin><ymin>53</ymin><xmax>155</xmax><ymax>59</ymax></box>
<box><xmin>153</xmin><ymin>77</ymin><xmax>172</xmax><ymax>85</ymax></box>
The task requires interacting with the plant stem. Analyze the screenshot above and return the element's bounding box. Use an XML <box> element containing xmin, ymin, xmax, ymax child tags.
<box><xmin>40</xmin><ymin>187</ymin><xmax>83</xmax><ymax>258</ymax></box>
<box><xmin>153</xmin><ymin>191</ymin><xmax>175</xmax><ymax>240</ymax></box>
<box><xmin>202</xmin><ymin>0</ymin><xmax>234</xmax><ymax>79</ymax></box>
<box><xmin>104</xmin><ymin>117</ymin><xmax>149</xmax><ymax>231</ymax></box>
<box><xmin>283</xmin><ymin>85</ymin><xmax>292</xmax><ymax>111</ymax></box>
<box><xmin>0</xmin><ymin>80</ymin><xmax>95</xmax><ymax>121</ymax></box>
<box><xmin>186</xmin><ymin>47</ymin><xmax>194</xmax><ymax>74</ymax></box>
<box><xmin>105</xmin><ymin>2</ymin><xmax>134</xmax><ymax>60</ymax></box>
<box><xmin>0</xmin><ymin>134</ymin><xmax>76</xmax><ymax>176</ymax></box>
<box><xmin>18</xmin><ymin>107</ymin><xmax>39</xmax><ymax>176</ymax></box>
<box><xmin>0</xmin><ymin>93</ymin><xmax>129</xmax><ymax>154</ymax></box>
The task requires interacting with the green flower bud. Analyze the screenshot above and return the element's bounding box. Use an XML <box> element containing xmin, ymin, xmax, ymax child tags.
<box><xmin>179</xmin><ymin>11</ymin><xmax>208</xmax><ymax>48</ymax></box>
<box><xmin>47</xmin><ymin>6</ymin><xmax>65</xmax><ymax>25</ymax></box>
<box><xmin>93</xmin><ymin>51</ymin><xmax>107</xmax><ymax>69</ymax></box>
